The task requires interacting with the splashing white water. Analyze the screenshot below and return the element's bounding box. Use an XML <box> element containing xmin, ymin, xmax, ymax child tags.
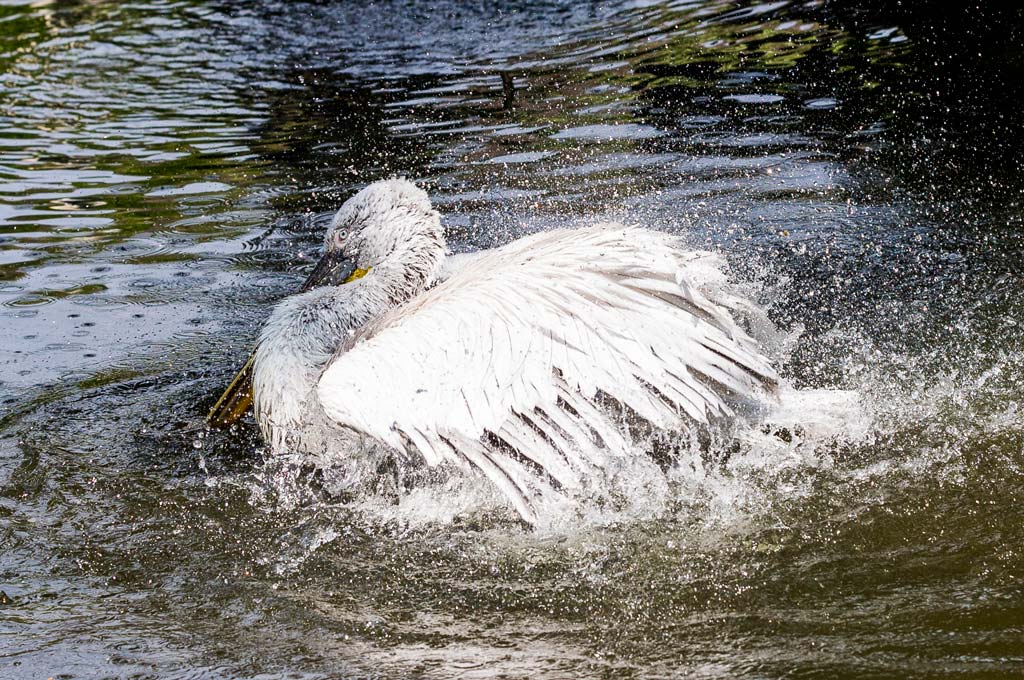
<box><xmin>228</xmin><ymin>246</ymin><xmax>885</xmax><ymax>539</ymax></box>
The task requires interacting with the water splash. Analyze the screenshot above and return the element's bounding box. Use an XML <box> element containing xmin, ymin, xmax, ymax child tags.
<box><xmin>231</xmin><ymin>251</ymin><xmax>880</xmax><ymax>550</ymax></box>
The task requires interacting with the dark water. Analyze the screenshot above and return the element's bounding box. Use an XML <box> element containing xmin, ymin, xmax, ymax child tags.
<box><xmin>2</xmin><ymin>1</ymin><xmax>1023</xmax><ymax>677</ymax></box>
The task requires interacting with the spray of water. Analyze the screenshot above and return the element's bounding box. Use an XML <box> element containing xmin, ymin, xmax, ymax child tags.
<box><xmin>225</xmin><ymin>246</ymin><xmax>890</xmax><ymax>557</ymax></box>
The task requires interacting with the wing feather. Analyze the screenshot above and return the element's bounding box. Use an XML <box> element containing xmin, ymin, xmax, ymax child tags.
<box><xmin>318</xmin><ymin>225</ymin><xmax>778</xmax><ymax>522</ymax></box>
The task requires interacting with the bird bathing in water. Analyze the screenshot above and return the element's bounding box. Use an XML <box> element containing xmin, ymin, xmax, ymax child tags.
<box><xmin>209</xmin><ymin>178</ymin><xmax>784</xmax><ymax>523</ymax></box>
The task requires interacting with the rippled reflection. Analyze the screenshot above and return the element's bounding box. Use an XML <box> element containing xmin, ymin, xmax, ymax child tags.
<box><xmin>1</xmin><ymin>1</ymin><xmax>1023</xmax><ymax>678</ymax></box>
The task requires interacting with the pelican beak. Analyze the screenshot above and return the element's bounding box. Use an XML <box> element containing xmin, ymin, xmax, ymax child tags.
<box><xmin>207</xmin><ymin>249</ymin><xmax>370</xmax><ymax>428</ymax></box>
<box><xmin>207</xmin><ymin>350</ymin><xmax>256</xmax><ymax>428</ymax></box>
<box><xmin>299</xmin><ymin>248</ymin><xmax>365</xmax><ymax>292</ymax></box>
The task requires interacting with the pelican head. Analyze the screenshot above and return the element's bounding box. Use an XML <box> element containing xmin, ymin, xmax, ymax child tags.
<box><xmin>301</xmin><ymin>178</ymin><xmax>443</xmax><ymax>292</ymax></box>
<box><xmin>208</xmin><ymin>178</ymin><xmax>446</xmax><ymax>439</ymax></box>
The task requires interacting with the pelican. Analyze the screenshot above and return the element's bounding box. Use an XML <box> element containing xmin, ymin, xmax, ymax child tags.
<box><xmin>209</xmin><ymin>179</ymin><xmax>779</xmax><ymax>522</ymax></box>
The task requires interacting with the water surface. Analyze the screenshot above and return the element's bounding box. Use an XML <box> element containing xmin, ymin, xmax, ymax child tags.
<box><xmin>2</xmin><ymin>1</ymin><xmax>1023</xmax><ymax>678</ymax></box>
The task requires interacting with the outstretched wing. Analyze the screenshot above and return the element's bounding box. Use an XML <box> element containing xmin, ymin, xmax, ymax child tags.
<box><xmin>317</xmin><ymin>225</ymin><xmax>778</xmax><ymax>522</ymax></box>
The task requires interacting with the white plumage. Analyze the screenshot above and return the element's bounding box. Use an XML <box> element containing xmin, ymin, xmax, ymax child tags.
<box><xmin>213</xmin><ymin>179</ymin><xmax>780</xmax><ymax>523</ymax></box>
